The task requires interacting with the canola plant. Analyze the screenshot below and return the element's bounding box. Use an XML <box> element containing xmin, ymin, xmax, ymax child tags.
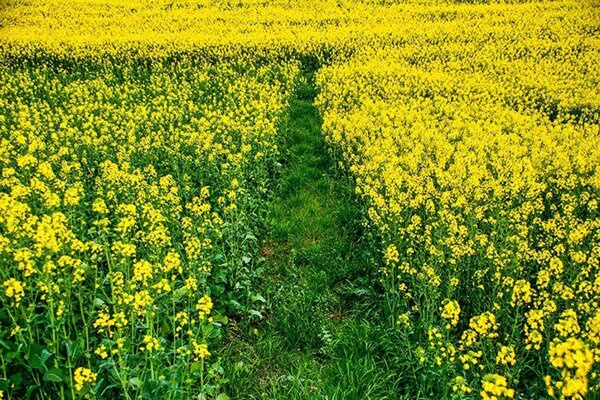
<box><xmin>0</xmin><ymin>0</ymin><xmax>598</xmax><ymax>399</ymax></box>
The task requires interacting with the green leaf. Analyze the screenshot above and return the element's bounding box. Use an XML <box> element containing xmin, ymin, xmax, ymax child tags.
<box><xmin>64</xmin><ymin>338</ymin><xmax>84</xmax><ymax>359</ymax></box>
<box><xmin>128</xmin><ymin>377</ymin><xmax>142</xmax><ymax>389</ymax></box>
<box><xmin>190</xmin><ymin>362</ymin><xmax>203</xmax><ymax>372</ymax></box>
<box><xmin>9</xmin><ymin>373</ymin><xmax>23</xmax><ymax>389</ymax></box>
<box><xmin>210</xmin><ymin>284</ymin><xmax>225</xmax><ymax>296</ymax></box>
<box><xmin>211</xmin><ymin>314</ymin><xmax>228</xmax><ymax>325</ymax></box>
<box><xmin>174</xmin><ymin>287</ymin><xmax>189</xmax><ymax>299</ymax></box>
<box><xmin>227</xmin><ymin>299</ymin><xmax>242</xmax><ymax>311</ymax></box>
<box><xmin>28</xmin><ymin>343</ymin><xmax>52</xmax><ymax>371</ymax></box>
<box><xmin>251</xmin><ymin>293</ymin><xmax>266</xmax><ymax>303</ymax></box>
<box><xmin>44</xmin><ymin>368</ymin><xmax>66</xmax><ymax>382</ymax></box>
<box><xmin>216</xmin><ymin>394</ymin><xmax>231</xmax><ymax>400</ymax></box>
<box><xmin>26</xmin><ymin>383</ymin><xmax>40</xmax><ymax>398</ymax></box>
<box><xmin>202</xmin><ymin>324</ymin><xmax>215</xmax><ymax>337</ymax></box>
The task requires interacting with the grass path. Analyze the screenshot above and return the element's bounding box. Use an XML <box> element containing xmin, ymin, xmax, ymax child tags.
<box><xmin>221</xmin><ymin>73</ymin><xmax>403</xmax><ymax>399</ymax></box>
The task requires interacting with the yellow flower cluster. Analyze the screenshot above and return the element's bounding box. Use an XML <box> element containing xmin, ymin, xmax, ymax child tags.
<box><xmin>481</xmin><ymin>374</ymin><xmax>515</xmax><ymax>400</ymax></box>
<box><xmin>548</xmin><ymin>337</ymin><xmax>594</xmax><ymax>399</ymax></box>
<box><xmin>196</xmin><ymin>295</ymin><xmax>214</xmax><ymax>321</ymax></box>
<box><xmin>141</xmin><ymin>335</ymin><xmax>162</xmax><ymax>353</ymax></box>
<box><xmin>191</xmin><ymin>340</ymin><xmax>211</xmax><ymax>361</ymax></box>
<box><xmin>2</xmin><ymin>278</ymin><xmax>25</xmax><ymax>304</ymax></box>
<box><xmin>0</xmin><ymin>0</ymin><xmax>597</xmax><ymax>398</ymax></box>
<box><xmin>452</xmin><ymin>375</ymin><xmax>473</xmax><ymax>395</ymax></box>
<box><xmin>1</xmin><ymin>0</ymin><xmax>540</xmax><ymax>61</ymax></box>
<box><xmin>0</xmin><ymin>50</ymin><xmax>298</xmax><ymax>397</ymax></box>
<box><xmin>74</xmin><ymin>367</ymin><xmax>97</xmax><ymax>392</ymax></box>
<box><xmin>496</xmin><ymin>346</ymin><xmax>516</xmax><ymax>367</ymax></box>
<box><xmin>316</xmin><ymin>0</ymin><xmax>599</xmax><ymax>397</ymax></box>
<box><xmin>441</xmin><ymin>300</ymin><xmax>460</xmax><ymax>329</ymax></box>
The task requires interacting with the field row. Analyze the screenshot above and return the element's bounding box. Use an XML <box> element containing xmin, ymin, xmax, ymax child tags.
<box><xmin>316</xmin><ymin>3</ymin><xmax>599</xmax><ymax>398</ymax></box>
<box><xmin>0</xmin><ymin>60</ymin><xmax>299</xmax><ymax>398</ymax></box>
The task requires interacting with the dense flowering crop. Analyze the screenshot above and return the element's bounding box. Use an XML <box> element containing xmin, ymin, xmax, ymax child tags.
<box><xmin>1</xmin><ymin>0</ymin><xmax>598</xmax><ymax>399</ymax></box>
<box><xmin>316</xmin><ymin>1</ymin><xmax>599</xmax><ymax>398</ymax></box>
<box><xmin>0</xmin><ymin>59</ymin><xmax>298</xmax><ymax>398</ymax></box>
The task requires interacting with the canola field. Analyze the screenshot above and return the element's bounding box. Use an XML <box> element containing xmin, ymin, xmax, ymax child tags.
<box><xmin>0</xmin><ymin>1</ymin><xmax>598</xmax><ymax>399</ymax></box>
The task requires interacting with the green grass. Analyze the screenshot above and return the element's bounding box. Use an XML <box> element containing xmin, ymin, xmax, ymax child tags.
<box><xmin>220</xmin><ymin>72</ymin><xmax>413</xmax><ymax>399</ymax></box>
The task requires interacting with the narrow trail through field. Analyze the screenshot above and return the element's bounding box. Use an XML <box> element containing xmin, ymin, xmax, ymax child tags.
<box><xmin>222</xmin><ymin>72</ymin><xmax>400</xmax><ymax>399</ymax></box>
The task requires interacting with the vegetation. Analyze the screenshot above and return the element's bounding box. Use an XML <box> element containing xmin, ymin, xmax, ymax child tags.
<box><xmin>220</xmin><ymin>73</ymin><xmax>399</xmax><ymax>399</ymax></box>
<box><xmin>0</xmin><ymin>1</ymin><xmax>598</xmax><ymax>399</ymax></box>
